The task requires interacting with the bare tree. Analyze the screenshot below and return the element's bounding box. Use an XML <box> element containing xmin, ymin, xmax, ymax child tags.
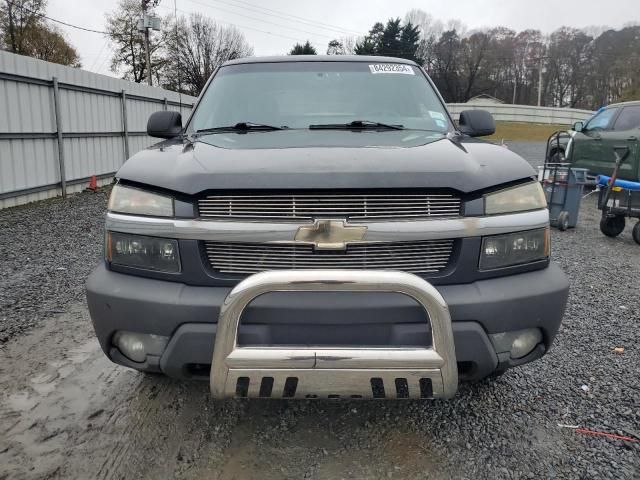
<box><xmin>326</xmin><ymin>39</ymin><xmax>343</xmax><ymax>55</ymax></box>
<box><xmin>164</xmin><ymin>13</ymin><xmax>253</xmax><ymax>96</ymax></box>
<box><xmin>326</xmin><ymin>37</ymin><xmax>357</xmax><ymax>55</ymax></box>
<box><xmin>24</xmin><ymin>23</ymin><xmax>81</xmax><ymax>66</ymax></box>
<box><xmin>0</xmin><ymin>0</ymin><xmax>46</xmax><ymax>53</ymax></box>
<box><xmin>586</xmin><ymin>25</ymin><xmax>640</xmax><ymax>108</ymax></box>
<box><xmin>431</xmin><ymin>29</ymin><xmax>463</xmax><ymax>101</ymax></box>
<box><xmin>545</xmin><ymin>27</ymin><xmax>593</xmax><ymax>107</ymax></box>
<box><xmin>105</xmin><ymin>0</ymin><xmax>165</xmax><ymax>83</ymax></box>
<box><xmin>446</xmin><ymin>19</ymin><xmax>467</xmax><ymax>37</ymax></box>
<box><xmin>341</xmin><ymin>36</ymin><xmax>357</xmax><ymax>55</ymax></box>
<box><xmin>459</xmin><ymin>31</ymin><xmax>490</xmax><ymax>101</ymax></box>
<box><xmin>0</xmin><ymin>0</ymin><xmax>81</xmax><ymax>66</ymax></box>
<box><xmin>398</xmin><ymin>11</ymin><xmax>639</xmax><ymax>107</ymax></box>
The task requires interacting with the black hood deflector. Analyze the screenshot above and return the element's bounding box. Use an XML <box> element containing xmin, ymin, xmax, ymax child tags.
<box><xmin>116</xmin><ymin>131</ymin><xmax>536</xmax><ymax>195</ymax></box>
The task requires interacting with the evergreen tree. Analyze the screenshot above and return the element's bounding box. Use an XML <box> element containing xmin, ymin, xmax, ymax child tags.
<box><xmin>400</xmin><ymin>21</ymin><xmax>422</xmax><ymax>63</ymax></box>
<box><xmin>354</xmin><ymin>37</ymin><xmax>376</xmax><ymax>55</ymax></box>
<box><xmin>354</xmin><ymin>18</ymin><xmax>422</xmax><ymax>62</ymax></box>
<box><xmin>289</xmin><ymin>40</ymin><xmax>317</xmax><ymax>55</ymax></box>
<box><xmin>380</xmin><ymin>18</ymin><xmax>402</xmax><ymax>56</ymax></box>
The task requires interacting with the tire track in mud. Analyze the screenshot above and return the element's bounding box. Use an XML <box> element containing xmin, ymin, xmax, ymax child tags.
<box><xmin>0</xmin><ymin>303</ymin><xmax>243</xmax><ymax>480</ymax></box>
<box><xmin>0</xmin><ymin>304</ymin><xmax>133</xmax><ymax>480</ymax></box>
<box><xmin>0</xmin><ymin>302</ymin><xmax>455</xmax><ymax>480</ymax></box>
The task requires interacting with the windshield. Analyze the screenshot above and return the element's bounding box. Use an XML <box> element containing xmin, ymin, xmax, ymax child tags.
<box><xmin>188</xmin><ymin>61</ymin><xmax>453</xmax><ymax>133</ymax></box>
<box><xmin>584</xmin><ymin>107</ymin><xmax>619</xmax><ymax>131</ymax></box>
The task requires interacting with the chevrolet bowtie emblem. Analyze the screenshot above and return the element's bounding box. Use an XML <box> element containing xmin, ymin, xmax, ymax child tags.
<box><xmin>294</xmin><ymin>219</ymin><xmax>367</xmax><ymax>250</ymax></box>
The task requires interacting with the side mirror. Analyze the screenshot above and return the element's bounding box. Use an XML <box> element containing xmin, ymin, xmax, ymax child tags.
<box><xmin>458</xmin><ymin>110</ymin><xmax>496</xmax><ymax>137</ymax></box>
<box><xmin>572</xmin><ymin>121</ymin><xmax>584</xmax><ymax>132</ymax></box>
<box><xmin>147</xmin><ymin>111</ymin><xmax>182</xmax><ymax>139</ymax></box>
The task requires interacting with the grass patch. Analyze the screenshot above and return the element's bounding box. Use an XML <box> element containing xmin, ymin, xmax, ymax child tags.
<box><xmin>486</xmin><ymin>122</ymin><xmax>569</xmax><ymax>142</ymax></box>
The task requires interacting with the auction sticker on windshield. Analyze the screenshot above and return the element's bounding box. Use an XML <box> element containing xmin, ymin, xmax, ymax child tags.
<box><xmin>369</xmin><ymin>64</ymin><xmax>415</xmax><ymax>75</ymax></box>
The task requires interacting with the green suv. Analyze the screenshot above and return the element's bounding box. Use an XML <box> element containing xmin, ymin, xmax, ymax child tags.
<box><xmin>566</xmin><ymin>101</ymin><xmax>640</xmax><ymax>181</ymax></box>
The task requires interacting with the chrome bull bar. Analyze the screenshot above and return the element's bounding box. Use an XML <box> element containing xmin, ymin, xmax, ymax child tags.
<box><xmin>210</xmin><ymin>270</ymin><xmax>458</xmax><ymax>399</ymax></box>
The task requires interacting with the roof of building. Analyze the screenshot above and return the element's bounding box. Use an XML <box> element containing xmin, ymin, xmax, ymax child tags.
<box><xmin>467</xmin><ymin>94</ymin><xmax>505</xmax><ymax>104</ymax></box>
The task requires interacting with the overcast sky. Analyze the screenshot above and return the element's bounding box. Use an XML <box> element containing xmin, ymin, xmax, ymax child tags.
<box><xmin>48</xmin><ymin>0</ymin><xmax>639</xmax><ymax>77</ymax></box>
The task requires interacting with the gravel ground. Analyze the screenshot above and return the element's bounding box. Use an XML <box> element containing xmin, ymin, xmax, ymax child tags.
<box><xmin>0</xmin><ymin>141</ymin><xmax>639</xmax><ymax>479</ymax></box>
<box><xmin>0</xmin><ymin>190</ymin><xmax>108</xmax><ymax>344</ymax></box>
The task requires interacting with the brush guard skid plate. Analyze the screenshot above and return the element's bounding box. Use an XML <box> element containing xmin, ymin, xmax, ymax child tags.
<box><xmin>210</xmin><ymin>270</ymin><xmax>458</xmax><ymax>399</ymax></box>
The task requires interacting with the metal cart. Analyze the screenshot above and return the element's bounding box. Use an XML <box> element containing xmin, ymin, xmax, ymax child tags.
<box><xmin>597</xmin><ymin>146</ymin><xmax>640</xmax><ymax>244</ymax></box>
<box><xmin>545</xmin><ymin>130</ymin><xmax>572</xmax><ymax>163</ymax></box>
<box><xmin>539</xmin><ymin>163</ymin><xmax>588</xmax><ymax>231</ymax></box>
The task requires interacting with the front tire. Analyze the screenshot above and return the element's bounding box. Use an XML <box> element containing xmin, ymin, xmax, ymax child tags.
<box><xmin>600</xmin><ymin>215</ymin><xmax>625</xmax><ymax>237</ymax></box>
<box><xmin>550</xmin><ymin>150</ymin><xmax>565</xmax><ymax>163</ymax></box>
<box><xmin>632</xmin><ymin>221</ymin><xmax>640</xmax><ymax>245</ymax></box>
<box><xmin>557</xmin><ymin>211</ymin><xmax>570</xmax><ymax>231</ymax></box>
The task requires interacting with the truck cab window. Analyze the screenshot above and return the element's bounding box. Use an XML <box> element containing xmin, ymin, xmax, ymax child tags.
<box><xmin>613</xmin><ymin>106</ymin><xmax>640</xmax><ymax>131</ymax></box>
<box><xmin>584</xmin><ymin>107</ymin><xmax>619</xmax><ymax>131</ymax></box>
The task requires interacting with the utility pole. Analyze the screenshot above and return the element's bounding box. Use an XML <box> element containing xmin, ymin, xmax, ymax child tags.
<box><xmin>513</xmin><ymin>41</ymin><xmax>531</xmax><ymax>105</ymax></box>
<box><xmin>6</xmin><ymin>0</ymin><xmax>17</xmax><ymax>53</ymax></box>
<box><xmin>139</xmin><ymin>1</ymin><xmax>161</xmax><ymax>86</ymax></box>
<box><xmin>537</xmin><ymin>54</ymin><xmax>544</xmax><ymax>106</ymax></box>
<box><xmin>142</xmin><ymin>0</ymin><xmax>152</xmax><ymax>86</ymax></box>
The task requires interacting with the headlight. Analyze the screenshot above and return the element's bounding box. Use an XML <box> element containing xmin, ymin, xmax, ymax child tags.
<box><xmin>479</xmin><ymin>227</ymin><xmax>549</xmax><ymax>270</ymax></box>
<box><xmin>565</xmin><ymin>138</ymin><xmax>573</xmax><ymax>159</ymax></box>
<box><xmin>484</xmin><ymin>181</ymin><xmax>546</xmax><ymax>215</ymax></box>
<box><xmin>107</xmin><ymin>232</ymin><xmax>181</xmax><ymax>273</ymax></box>
<box><xmin>108</xmin><ymin>184</ymin><xmax>174</xmax><ymax>217</ymax></box>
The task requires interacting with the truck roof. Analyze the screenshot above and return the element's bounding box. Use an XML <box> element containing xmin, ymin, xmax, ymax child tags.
<box><xmin>223</xmin><ymin>55</ymin><xmax>419</xmax><ymax>67</ymax></box>
<box><xmin>606</xmin><ymin>100</ymin><xmax>640</xmax><ymax>108</ymax></box>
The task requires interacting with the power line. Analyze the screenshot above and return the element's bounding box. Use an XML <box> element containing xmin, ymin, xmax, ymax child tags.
<box><xmin>6</xmin><ymin>0</ymin><xmax>110</xmax><ymax>34</ymax></box>
<box><xmin>181</xmin><ymin>0</ymin><xmax>336</xmax><ymax>40</ymax></box>
<box><xmin>87</xmin><ymin>38</ymin><xmax>110</xmax><ymax>71</ymax></box>
<box><xmin>157</xmin><ymin>3</ymin><xmax>321</xmax><ymax>45</ymax></box>
<box><xmin>174</xmin><ymin>0</ymin><xmax>183</xmax><ymax>108</ymax></box>
<box><xmin>205</xmin><ymin>0</ymin><xmax>364</xmax><ymax>37</ymax></box>
<box><xmin>13</xmin><ymin>0</ymin><xmax>324</xmax><ymax>47</ymax></box>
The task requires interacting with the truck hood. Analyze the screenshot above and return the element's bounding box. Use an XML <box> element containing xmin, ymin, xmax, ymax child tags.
<box><xmin>116</xmin><ymin>130</ymin><xmax>536</xmax><ymax>194</ymax></box>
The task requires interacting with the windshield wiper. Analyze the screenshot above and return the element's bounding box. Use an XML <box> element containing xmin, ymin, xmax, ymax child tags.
<box><xmin>309</xmin><ymin>120</ymin><xmax>404</xmax><ymax>131</ymax></box>
<box><xmin>194</xmin><ymin>122</ymin><xmax>286</xmax><ymax>134</ymax></box>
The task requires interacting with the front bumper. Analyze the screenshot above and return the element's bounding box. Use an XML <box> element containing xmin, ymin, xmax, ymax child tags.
<box><xmin>87</xmin><ymin>263</ymin><xmax>569</xmax><ymax>392</ymax></box>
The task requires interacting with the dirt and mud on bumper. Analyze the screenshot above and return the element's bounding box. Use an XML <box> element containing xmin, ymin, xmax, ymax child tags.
<box><xmin>86</xmin><ymin>264</ymin><xmax>569</xmax><ymax>398</ymax></box>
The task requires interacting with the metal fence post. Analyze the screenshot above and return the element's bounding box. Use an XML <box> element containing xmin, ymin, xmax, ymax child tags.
<box><xmin>52</xmin><ymin>77</ymin><xmax>67</xmax><ymax>198</ymax></box>
<box><xmin>121</xmin><ymin>89</ymin><xmax>130</xmax><ymax>162</ymax></box>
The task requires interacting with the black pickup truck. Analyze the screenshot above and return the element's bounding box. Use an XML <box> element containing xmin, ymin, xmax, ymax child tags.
<box><xmin>86</xmin><ymin>56</ymin><xmax>569</xmax><ymax>400</ymax></box>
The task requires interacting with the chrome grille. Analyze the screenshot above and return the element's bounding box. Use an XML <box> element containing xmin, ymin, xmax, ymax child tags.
<box><xmin>204</xmin><ymin>240</ymin><xmax>454</xmax><ymax>275</ymax></box>
<box><xmin>198</xmin><ymin>192</ymin><xmax>461</xmax><ymax>220</ymax></box>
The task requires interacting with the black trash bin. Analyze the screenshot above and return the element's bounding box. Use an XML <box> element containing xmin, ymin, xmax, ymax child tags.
<box><xmin>538</xmin><ymin>163</ymin><xmax>588</xmax><ymax>231</ymax></box>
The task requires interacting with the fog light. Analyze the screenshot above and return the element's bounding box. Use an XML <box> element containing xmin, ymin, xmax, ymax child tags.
<box><xmin>113</xmin><ymin>331</ymin><xmax>169</xmax><ymax>363</ymax></box>
<box><xmin>489</xmin><ymin>328</ymin><xmax>543</xmax><ymax>360</ymax></box>
<box><xmin>510</xmin><ymin>329</ymin><xmax>543</xmax><ymax>359</ymax></box>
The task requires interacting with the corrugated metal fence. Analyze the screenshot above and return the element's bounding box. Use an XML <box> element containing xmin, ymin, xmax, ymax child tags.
<box><xmin>0</xmin><ymin>51</ymin><xmax>196</xmax><ymax>208</ymax></box>
<box><xmin>447</xmin><ymin>102</ymin><xmax>594</xmax><ymax>125</ymax></box>
<box><xmin>1</xmin><ymin>50</ymin><xmax>597</xmax><ymax>209</ymax></box>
